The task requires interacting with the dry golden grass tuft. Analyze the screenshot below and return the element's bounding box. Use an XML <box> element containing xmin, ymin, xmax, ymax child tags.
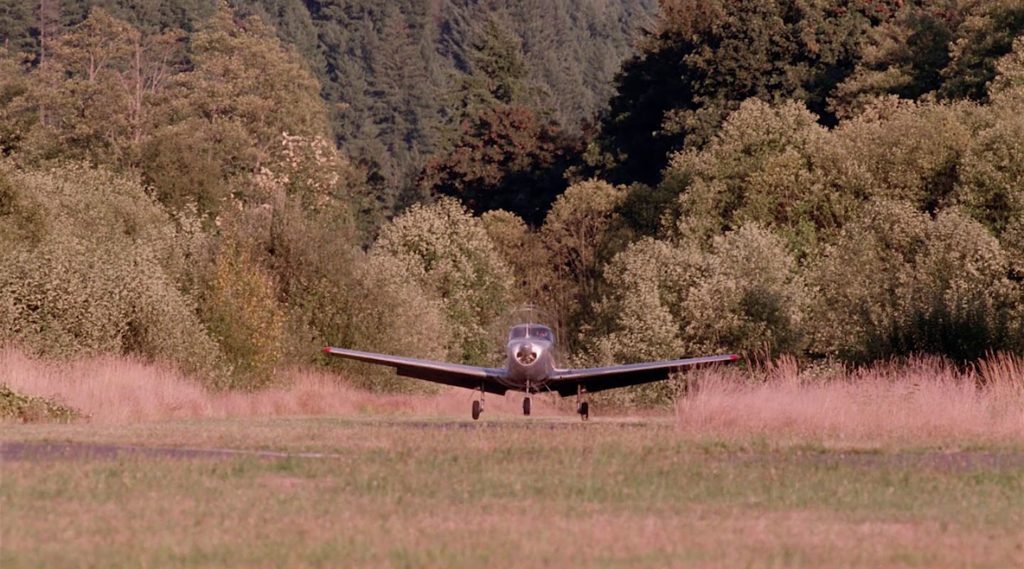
<box><xmin>0</xmin><ymin>348</ymin><xmax>555</xmax><ymax>424</ymax></box>
<box><xmin>677</xmin><ymin>354</ymin><xmax>1024</xmax><ymax>447</ymax></box>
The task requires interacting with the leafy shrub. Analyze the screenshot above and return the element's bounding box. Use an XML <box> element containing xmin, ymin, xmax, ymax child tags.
<box><xmin>590</xmin><ymin>224</ymin><xmax>805</xmax><ymax>405</ymax></box>
<box><xmin>0</xmin><ymin>162</ymin><xmax>223</xmax><ymax>380</ymax></box>
<box><xmin>200</xmin><ymin>238</ymin><xmax>286</xmax><ymax>390</ymax></box>
<box><xmin>662</xmin><ymin>99</ymin><xmax>843</xmax><ymax>257</ymax></box>
<box><xmin>826</xmin><ymin>98</ymin><xmax>974</xmax><ymax>212</ymax></box>
<box><xmin>0</xmin><ymin>383</ymin><xmax>81</xmax><ymax>423</ymax></box>
<box><xmin>807</xmin><ymin>200</ymin><xmax>1021</xmax><ymax>362</ymax></box>
<box><xmin>681</xmin><ymin>224</ymin><xmax>807</xmax><ymax>355</ymax></box>
<box><xmin>373</xmin><ymin>198</ymin><xmax>514</xmax><ymax>365</ymax></box>
<box><xmin>338</xmin><ymin>253</ymin><xmax>450</xmax><ymax>392</ymax></box>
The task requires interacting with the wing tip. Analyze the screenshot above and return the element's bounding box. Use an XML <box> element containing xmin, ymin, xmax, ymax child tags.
<box><xmin>729</xmin><ymin>354</ymin><xmax>740</xmax><ymax>361</ymax></box>
<box><xmin>323</xmin><ymin>346</ymin><xmax>332</xmax><ymax>354</ymax></box>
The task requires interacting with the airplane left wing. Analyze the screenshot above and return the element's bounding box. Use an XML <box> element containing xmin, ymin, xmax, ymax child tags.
<box><xmin>323</xmin><ymin>347</ymin><xmax>511</xmax><ymax>395</ymax></box>
<box><xmin>546</xmin><ymin>354</ymin><xmax>740</xmax><ymax>396</ymax></box>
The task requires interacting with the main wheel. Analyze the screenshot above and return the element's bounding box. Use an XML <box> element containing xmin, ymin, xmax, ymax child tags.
<box><xmin>472</xmin><ymin>400</ymin><xmax>481</xmax><ymax>420</ymax></box>
<box><xmin>522</xmin><ymin>397</ymin><xmax>531</xmax><ymax>416</ymax></box>
<box><xmin>578</xmin><ymin>401</ymin><xmax>589</xmax><ymax>421</ymax></box>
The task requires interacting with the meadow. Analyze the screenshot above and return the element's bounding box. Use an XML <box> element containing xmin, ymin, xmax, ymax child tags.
<box><xmin>2</xmin><ymin>350</ymin><xmax>1023</xmax><ymax>568</ymax></box>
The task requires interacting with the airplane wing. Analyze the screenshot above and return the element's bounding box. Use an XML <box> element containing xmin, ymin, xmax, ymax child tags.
<box><xmin>323</xmin><ymin>347</ymin><xmax>511</xmax><ymax>395</ymax></box>
<box><xmin>546</xmin><ymin>354</ymin><xmax>740</xmax><ymax>397</ymax></box>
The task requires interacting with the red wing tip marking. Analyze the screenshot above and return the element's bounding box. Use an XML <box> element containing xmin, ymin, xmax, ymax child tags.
<box><xmin>729</xmin><ymin>354</ymin><xmax>740</xmax><ymax>360</ymax></box>
<box><xmin>323</xmin><ymin>346</ymin><xmax>331</xmax><ymax>353</ymax></box>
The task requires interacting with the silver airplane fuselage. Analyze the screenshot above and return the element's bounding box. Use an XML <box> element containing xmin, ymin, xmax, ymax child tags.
<box><xmin>504</xmin><ymin>325</ymin><xmax>557</xmax><ymax>391</ymax></box>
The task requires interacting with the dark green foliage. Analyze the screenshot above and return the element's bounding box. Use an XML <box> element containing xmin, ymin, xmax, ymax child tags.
<box><xmin>591</xmin><ymin>0</ymin><xmax>902</xmax><ymax>185</ymax></box>
<box><xmin>418</xmin><ymin>105</ymin><xmax>581</xmax><ymax>225</ymax></box>
<box><xmin>938</xmin><ymin>0</ymin><xmax>1024</xmax><ymax>101</ymax></box>
<box><xmin>0</xmin><ymin>384</ymin><xmax>81</xmax><ymax>423</ymax></box>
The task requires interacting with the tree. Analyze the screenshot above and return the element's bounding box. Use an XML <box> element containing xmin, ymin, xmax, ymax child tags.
<box><xmin>938</xmin><ymin>0</ymin><xmax>1024</xmax><ymax>101</ymax></box>
<box><xmin>0</xmin><ymin>51</ymin><xmax>32</xmax><ymax>155</ymax></box>
<box><xmin>661</xmin><ymin>99</ymin><xmax>840</xmax><ymax>257</ymax></box>
<box><xmin>830</xmin><ymin>0</ymin><xmax>962</xmax><ymax>117</ymax></box>
<box><xmin>418</xmin><ymin>105</ymin><xmax>580</xmax><ymax>225</ymax></box>
<box><xmin>807</xmin><ymin>200</ymin><xmax>1020</xmax><ymax>362</ymax></box>
<box><xmin>540</xmin><ymin>179</ymin><xmax>629</xmax><ymax>338</ymax></box>
<box><xmin>0</xmin><ymin>161</ymin><xmax>222</xmax><ymax>380</ymax></box>
<box><xmin>372</xmin><ymin>198</ymin><xmax>515</xmax><ymax>365</ymax></box>
<box><xmin>143</xmin><ymin>1</ymin><xmax>328</xmax><ymax>214</ymax></box>
<box><xmin>22</xmin><ymin>8</ymin><xmax>137</xmax><ymax>164</ymax></box>
<box><xmin>590</xmin><ymin>0</ymin><xmax>900</xmax><ymax>185</ymax></box>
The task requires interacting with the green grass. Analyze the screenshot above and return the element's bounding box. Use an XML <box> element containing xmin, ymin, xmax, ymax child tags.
<box><xmin>3</xmin><ymin>418</ymin><xmax>1023</xmax><ymax>568</ymax></box>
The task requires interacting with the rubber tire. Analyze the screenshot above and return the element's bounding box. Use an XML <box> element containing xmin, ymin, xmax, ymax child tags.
<box><xmin>522</xmin><ymin>397</ymin><xmax>531</xmax><ymax>416</ymax></box>
<box><xmin>578</xmin><ymin>401</ymin><xmax>589</xmax><ymax>421</ymax></box>
<box><xmin>472</xmin><ymin>400</ymin><xmax>481</xmax><ymax>420</ymax></box>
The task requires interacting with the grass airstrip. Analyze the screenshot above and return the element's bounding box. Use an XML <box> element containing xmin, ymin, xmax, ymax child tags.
<box><xmin>2</xmin><ymin>351</ymin><xmax>1023</xmax><ymax>568</ymax></box>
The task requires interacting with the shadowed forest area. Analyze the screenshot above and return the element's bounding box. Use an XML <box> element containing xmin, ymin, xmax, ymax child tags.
<box><xmin>2</xmin><ymin>0</ymin><xmax>1024</xmax><ymax>400</ymax></box>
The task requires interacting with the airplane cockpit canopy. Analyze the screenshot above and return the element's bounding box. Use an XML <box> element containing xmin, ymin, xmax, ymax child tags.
<box><xmin>508</xmin><ymin>324</ymin><xmax>554</xmax><ymax>343</ymax></box>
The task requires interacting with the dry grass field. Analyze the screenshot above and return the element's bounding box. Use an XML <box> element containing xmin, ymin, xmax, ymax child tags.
<box><xmin>2</xmin><ymin>349</ymin><xmax>1024</xmax><ymax>568</ymax></box>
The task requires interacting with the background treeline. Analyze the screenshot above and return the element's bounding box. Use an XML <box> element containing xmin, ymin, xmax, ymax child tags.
<box><xmin>1</xmin><ymin>0</ymin><xmax>1023</xmax><ymax>397</ymax></box>
<box><xmin>1</xmin><ymin>0</ymin><xmax>655</xmax><ymax>228</ymax></box>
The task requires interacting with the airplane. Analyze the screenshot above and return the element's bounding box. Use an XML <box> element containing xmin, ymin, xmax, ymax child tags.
<box><xmin>323</xmin><ymin>322</ymin><xmax>739</xmax><ymax>420</ymax></box>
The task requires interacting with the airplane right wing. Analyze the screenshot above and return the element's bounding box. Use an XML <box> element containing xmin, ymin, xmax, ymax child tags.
<box><xmin>546</xmin><ymin>354</ymin><xmax>740</xmax><ymax>397</ymax></box>
<box><xmin>323</xmin><ymin>347</ymin><xmax>511</xmax><ymax>395</ymax></box>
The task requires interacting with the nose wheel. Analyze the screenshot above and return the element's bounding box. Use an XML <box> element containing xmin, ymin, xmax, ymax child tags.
<box><xmin>522</xmin><ymin>396</ymin><xmax>531</xmax><ymax>416</ymax></box>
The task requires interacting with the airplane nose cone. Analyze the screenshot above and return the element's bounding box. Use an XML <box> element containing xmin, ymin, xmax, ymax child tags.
<box><xmin>515</xmin><ymin>343</ymin><xmax>538</xmax><ymax>365</ymax></box>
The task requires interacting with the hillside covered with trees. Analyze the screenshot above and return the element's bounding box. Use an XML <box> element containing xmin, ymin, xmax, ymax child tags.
<box><xmin>2</xmin><ymin>0</ymin><xmax>1023</xmax><ymax>399</ymax></box>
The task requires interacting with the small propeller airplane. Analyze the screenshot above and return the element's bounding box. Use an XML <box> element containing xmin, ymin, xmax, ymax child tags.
<box><xmin>324</xmin><ymin>321</ymin><xmax>739</xmax><ymax>420</ymax></box>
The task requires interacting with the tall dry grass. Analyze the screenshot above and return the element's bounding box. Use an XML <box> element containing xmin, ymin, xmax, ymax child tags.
<box><xmin>0</xmin><ymin>348</ymin><xmax>548</xmax><ymax>424</ymax></box>
<box><xmin>677</xmin><ymin>355</ymin><xmax>1024</xmax><ymax>447</ymax></box>
<box><xmin>5</xmin><ymin>347</ymin><xmax>1023</xmax><ymax>446</ymax></box>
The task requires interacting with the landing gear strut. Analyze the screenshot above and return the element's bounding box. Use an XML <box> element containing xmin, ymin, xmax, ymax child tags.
<box><xmin>576</xmin><ymin>385</ymin><xmax>589</xmax><ymax>421</ymax></box>
<box><xmin>523</xmin><ymin>382</ymin><xmax>532</xmax><ymax>416</ymax></box>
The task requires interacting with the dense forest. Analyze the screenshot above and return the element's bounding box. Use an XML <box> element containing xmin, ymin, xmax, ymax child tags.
<box><xmin>2</xmin><ymin>0</ymin><xmax>1023</xmax><ymax>399</ymax></box>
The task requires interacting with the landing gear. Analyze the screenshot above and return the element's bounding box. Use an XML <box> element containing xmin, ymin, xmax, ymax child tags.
<box><xmin>522</xmin><ymin>396</ymin><xmax>531</xmax><ymax>416</ymax></box>
<box><xmin>576</xmin><ymin>385</ymin><xmax>589</xmax><ymax>421</ymax></box>
<box><xmin>577</xmin><ymin>401</ymin><xmax>589</xmax><ymax>421</ymax></box>
<box><xmin>472</xmin><ymin>383</ymin><xmax>485</xmax><ymax>420</ymax></box>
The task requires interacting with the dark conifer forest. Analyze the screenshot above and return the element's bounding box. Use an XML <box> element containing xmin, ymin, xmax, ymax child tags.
<box><xmin>2</xmin><ymin>0</ymin><xmax>1023</xmax><ymax>395</ymax></box>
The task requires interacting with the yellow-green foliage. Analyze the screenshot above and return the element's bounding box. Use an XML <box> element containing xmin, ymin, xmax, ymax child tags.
<box><xmin>0</xmin><ymin>383</ymin><xmax>80</xmax><ymax>423</ymax></box>
<box><xmin>372</xmin><ymin>198</ymin><xmax>514</xmax><ymax>365</ymax></box>
<box><xmin>0</xmin><ymin>162</ymin><xmax>222</xmax><ymax>378</ymax></box>
<box><xmin>683</xmin><ymin>224</ymin><xmax>806</xmax><ymax>354</ymax></box>
<box><xmin>201</xmin><ymin>239</ymin><xmax>286</xmax><ymax>390</ymax></box>
<box><xmin>827</xmin><ymin>98</ymin><xmax>975</xmax><ymax>209</ymax></box>
<box><xmin>809</xmin><ymin>200</ymin><xmax>1019</xmax><ymax>362</ymax></box>
<box><xmin>597</xmin><ymin>225</ymin><xmax>805</xmax><ymax>362</ymax></box>
<box><xmin>663</xmin><ymin>100</ymin><xmax>844</xmax><ymax>257</ymax></box>
<box><xmin>541</xmin><ymin>179</ymin><xmax>630</xmax><ymax>333</ymax></box>
<box><xmin>340</xmin><ymin>253</ymin><xmax>450</xmax><ymax>392</ymax></box>
<box><xmin>952</xmin><ymin>97</ymin><xmax>1024</xmax><ymax>266</ymax></box>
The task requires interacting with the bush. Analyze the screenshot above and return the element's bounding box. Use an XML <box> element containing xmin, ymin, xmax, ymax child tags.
<box><xmin>0</xmin><ymin>162</ymin><xmax>223</xmax><ymax>380</ymax></box>
<box><xmin>807</xmin><ymin>200</ymin><xmax>1021</xmax><ymax>362</ymax></box>
<box><xmin>200</xmin><ymin>238</ymin><xmax>286</xmax><ymax>390</ymax></box>
<box><xmin>373</xmin><ymin>198</ymin><xmax>515</xmax><ymax>365</ymax></box>
<box><xmin>0</xmin><ymin>384</ymin><xmax>81</xmax><ymax>423</ymax></box>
